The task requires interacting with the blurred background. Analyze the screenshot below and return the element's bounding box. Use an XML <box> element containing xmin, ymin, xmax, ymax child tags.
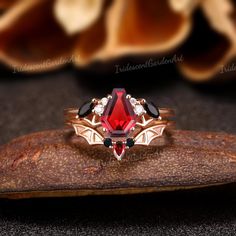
<box><xmin>0</xmin><ymin>0</ymin><xmax>236</xmax><ymax>235</ymax></box>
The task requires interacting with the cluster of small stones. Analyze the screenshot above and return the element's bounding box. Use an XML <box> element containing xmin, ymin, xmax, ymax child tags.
<box><xmin>128</xmin><ymin>96</ymin><xmax>146</xmax><ymax>116</ymax></box>
<box><xmin>77</xmin><ymin>97</ymin><xmax>109</xmax><ymax>117</ymax></box>
<box><xmin>93</xmin><ymin>97</ymin><xmax>109</xmax><ymax>116</ymax></box>
<box><xmin>103</xmin><ymin>137</ymin><xmax>135</xmax><ymax>148</ymax></box>
<box><xmin>128</xmin><ymin>96</ymin><xmax>160</xmax><ymax>118</ymax></box>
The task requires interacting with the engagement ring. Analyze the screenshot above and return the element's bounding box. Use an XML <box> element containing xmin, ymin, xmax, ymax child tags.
<box><xmin>64</xmin><ymin>88</ymin><xmax>175</xmax><ymax>160</ymax></box>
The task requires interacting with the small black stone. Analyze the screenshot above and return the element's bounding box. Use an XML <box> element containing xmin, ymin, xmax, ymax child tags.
<box><xmin>78</xmin><ymin>101</ymin><xmax>94</xmax><ymax>117</ymax></box>
<box><xmin>126</xmin><ymin>138</ymin><xmax>135</xmax><ymax>148</ymax></box>
<box><xmin>104</xmin><ymin>138</ymin><xmax>112</xmax><ymax>148</ymax></box>
<box><xmin>144</xmin><ymin>102</ymin><xmax>159</xmax><ymax>118</ymax></box>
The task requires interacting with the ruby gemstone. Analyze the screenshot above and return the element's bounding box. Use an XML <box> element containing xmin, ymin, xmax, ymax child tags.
<box><xmin>113</xmin><ymin>141</ymin><xmax>125</xmax><ymax>160</ymax></box>
<box><xmin>101</xmin><ymin>88</ymin><xmax>137</xmax><ymax>137</ymax></box>
<box><xmin>114</xmin><ymin>141</ymin><xmax>124</xmax><ymax>155</ymax></box>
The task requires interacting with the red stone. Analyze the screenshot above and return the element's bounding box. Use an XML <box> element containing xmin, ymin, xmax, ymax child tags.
<box><xmin>101</xmin><ymin>88</ymin><xmax>137</xmax><ymax>137</ymax></box>
<box><xmin>113</xmin><ymin>141</ymin><xmax>125</xmax><ymax>160</ymax></box>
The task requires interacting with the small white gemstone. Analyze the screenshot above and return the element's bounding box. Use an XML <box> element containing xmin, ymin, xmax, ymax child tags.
<box><xmin>134</xmin><ymin>104</ymin><xmax>145</xmax><ymax>115</ymax></box>
<box><xmin>101</xmin><ymin>97</ymin><xmax>108</xmax><ymax>106</ymax></box>
<box><xmin>130</xmin><ymin>97</ymin><xmax>137</xmax><ymax>106</ymax></box>
<box><xmin>94</xmin><ymin>104</ymin><xmax>104</xmax><ymax>115</ymax></box>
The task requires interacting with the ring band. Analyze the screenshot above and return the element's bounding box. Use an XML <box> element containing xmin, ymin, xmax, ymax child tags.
<box><xmin>64</xmin><ymin>88</ymin><xmax>175</xmax><ymax>160</ymax></box>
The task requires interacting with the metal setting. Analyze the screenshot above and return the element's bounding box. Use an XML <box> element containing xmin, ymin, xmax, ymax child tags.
<box><xmin>64</xmin><ymin>90</ymin><xmax>175</xmax><ymax>160</ymax></box>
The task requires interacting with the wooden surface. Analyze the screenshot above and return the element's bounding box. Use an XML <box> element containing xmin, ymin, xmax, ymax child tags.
<box><xmin>0</xmin><ymin>128</ymin><xmax>235</xmax><ymax>199</ymax></box>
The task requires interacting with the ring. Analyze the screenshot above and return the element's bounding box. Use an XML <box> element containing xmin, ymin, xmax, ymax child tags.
<box><xmin>64</xmin><ymin>88</ymin><xmax>175</xmax><ymax>160</ymax></box>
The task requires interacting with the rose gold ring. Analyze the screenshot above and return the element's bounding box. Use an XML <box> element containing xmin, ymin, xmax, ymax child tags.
<box><xmin>64</xmin><ymin>88</ymin><xmax>175</xmax><ymax>160</ymax></box>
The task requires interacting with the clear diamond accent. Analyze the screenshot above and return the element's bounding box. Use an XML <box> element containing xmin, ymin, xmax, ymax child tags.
<box><xmin>94</xmin><ymin>104</ymin><xmax>104</xmax><ymax>116</ymax></box>
<box><xmin>134</xmin><ymin>104</ymin><xmax>145</xmax><ymax>115</ymax></box>
<box><xmin>101</xmin><ymin>97</ymin><xmax>108</xmax><ymax>106</ymax></box>
<box><xmin>130</xmin><ymin>97</ymin><xmax>137</xmax><ymax>106</ymax></box>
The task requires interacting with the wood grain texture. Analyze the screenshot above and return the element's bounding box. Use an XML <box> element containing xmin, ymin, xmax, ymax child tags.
<box><xmin>0</xmin><ymin>129</ymin><xmax>235</xmax><ymax>199</ymax></box>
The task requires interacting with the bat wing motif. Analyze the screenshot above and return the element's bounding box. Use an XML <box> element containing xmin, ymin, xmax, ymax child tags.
<box><xmin>134</xmin><ymin>124</ymin><xmax>166</xmax><ymax>146</ymax></box>
<box><xmin>72</xmin><ymin>120</ymin><xmax>166</xmax><ymax>146</ymax></box>
<box><xmin>73</xmin><ymin>124</ymin><xmax>104</xmax><ymax>145</ymax></box>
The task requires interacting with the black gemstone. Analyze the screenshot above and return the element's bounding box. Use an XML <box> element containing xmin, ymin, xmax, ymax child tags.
<box><xmin>144</xmin><ymin>102</ymin><xmax>159</xmax><ymax>118</ymax></box>
<box><xmin>78</xmin><ymin>101</ymin><xmax>94</xmax><ymax>117</ymax></box>
<box><xmin>104</xmin><ymin>138</ymin><xmax>112</xmax><ymax>147</ymax></box>
<box><xmin>126</xmin><ymin>138</ymin><xmax>135</xmax><ymax>148</ymax></box>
